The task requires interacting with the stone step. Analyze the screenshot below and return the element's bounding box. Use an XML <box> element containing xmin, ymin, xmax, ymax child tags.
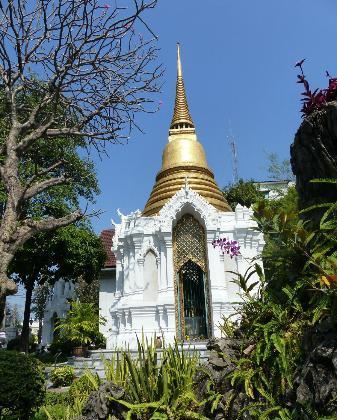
<box><xmin>66</xmin><ymin>343</ymin><xmax>210</xmax><ymax>378</ymax></box>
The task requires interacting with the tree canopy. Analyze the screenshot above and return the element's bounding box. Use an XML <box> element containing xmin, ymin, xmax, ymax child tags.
<box><xmin>0</xmin><ymin>0</ymin><xmax>161</xmax><ymax>326</ymax></box>
<box><xmin>223</xmin><ymin>179</ymin><xmax>264</xmax><ymax>209</ymax></box>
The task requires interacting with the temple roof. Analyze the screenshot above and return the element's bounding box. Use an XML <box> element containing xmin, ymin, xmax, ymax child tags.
<box><xmin>99</xmin><ymin>229</ymin><xmax>116</xmax><ymax>268</ymax></box>
<box><xmin>142</xmin><ymin>45</ymin><xmax>231</xmax><ymax>216</ymax></box>
<box><xmin>170</xmin><ymin>43</ymin><xmax>194</xmax><ymax>131</ymax></box>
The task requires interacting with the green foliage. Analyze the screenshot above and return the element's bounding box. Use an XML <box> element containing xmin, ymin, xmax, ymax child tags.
<box><xmin>55</xmin><ymin>302</ymin><xmax>106</xmax><ymax>347</ymax></box>
<box><xmin>41</xmin><ymin>340</ymin><xmax>212</xmax><ymax>419</ymax></box>
<box><xmin>2</xmin><ymin>86</ymin><xmax>105</xmax><ymax>353</ymax></box>
<box><xmin>222</xmin><ymin>180</ymin><xmax>337</xmax><ymax>418</ymax></box>
<box><xmin>74</xmin><ymin>276</ymin><xmax>100</xmax><ymax>307</ymax></box>
<box><xmin>6</xmin><ymin>336</ymin><xmax>21</xmax><ymax>351</ymax></box>
<box><xmin>34</xmin><ymin>351</ymin><xmax>69</xmax><ymax>365</ymax></box>
<box><xmin>48</xmin><ymin>336</ymin><xmax>76</xmax><ymax>357</ymax></box>
<box><xmin>69</xmin><ymin>372</ymin><xmax>100</xmax><ymax>403</ymax></box>
<box><xmin>11</xmin><ymin>223</ymin><xmax>106</xmax><ymax>287</ymax></box>
<box><xmin>34</xmin><ymin>404</ymin><xmax>72</xmax><ymax>420</ymax></box>
<box><xmin>50</xmin><ymin>366</ymin><xmax>75</xmax><ymax>388</ymax></box>
<box><xmin>104</xmin><ymin>337</ymin><xmax>207</xmax><ymax>419</ymax></box>
<box><xmin>223</xmin><ymin>178</ymin><xmax>264</xmax><ymax>209</ymax></box>
<box><xmin>45</xmin><ymin>390</ymin><xmax>71</xmax><ymax>406</ymax></box>
<box><xmin>0</xmin><ymin>350</ymin><xmax>46</xmax><ymax>419</ymax></box>
<box><xmin>35</xmin><ymin>374</ymin><xmax>94</xmax><ymax>420</ymax></box>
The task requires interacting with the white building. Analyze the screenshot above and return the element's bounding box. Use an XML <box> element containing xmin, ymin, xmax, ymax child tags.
<box><xmin>254</xmin><ymin>180</ymin><xmax>295</xmax><ymax>199</ymax></box>
<box><xmin>41</xmin><ymin>279</ymin><xmax>75</xmax><ymax>346</ymax></box>
<box><xmin>99</xmin><ymin>46</ymin><xmax>264</xmax><ymax>349</ymax></box>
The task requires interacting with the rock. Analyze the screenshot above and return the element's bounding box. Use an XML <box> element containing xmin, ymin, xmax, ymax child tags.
<box><xmin>81</xmin><ymin>382</ymin><xmax>129</xmax><ymax>420</ymax></box>
<box><xmin>332</xmin><ymin>350</ymin><xmax>337</xmax><ymax>371</ymax></box>
<box><xmin>243</xmin><ymin>344</ymin><xmax>255</xmax><ymax>356</ymax></box>
<box><xmin>296</xmin><ymin>383</ymin><xmax>313</xmax><ymax>405</ymax></box>
<box><xmin>208</xmin><ymin>350</ymin><xmax>228</xmax><ymax>369</ymax></box>
<box><xmin>195</xmin><ymin>338</ymin><xmax>253</xmax><ymax>419</ymax></box>
<box><xmin>291</xmin><ymin>101</ymin><xmax>337</xmax><ymax>221</ymax></box>
<box><xmin>292</xmin><ymin>320</ymin><xmax>337</xmax><ymax>415</ymax></box>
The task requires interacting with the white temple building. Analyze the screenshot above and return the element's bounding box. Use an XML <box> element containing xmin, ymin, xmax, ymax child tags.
<box><xmin>41</xmin><ymin>279</ymin><xmax>75</xmax><ymax>346</ymax></box>
<box><xmin>99</xmin><ymin>45</ymin><xmax>264</xmax><ymax>349</ymax></box>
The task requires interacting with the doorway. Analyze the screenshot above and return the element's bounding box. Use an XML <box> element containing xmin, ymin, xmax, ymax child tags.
<box><xmin>173</xmin><ymin>213</ymin><xmax>210</xmax><ymax>340</ymax></box>
<box><xmin>179</xmin><ymin>260</ymin><xmax>207</xmax><ymax>338</ymax></box>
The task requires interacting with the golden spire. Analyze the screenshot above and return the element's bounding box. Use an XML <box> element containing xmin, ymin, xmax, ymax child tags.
<box><xmin>142</xmin><ymin>45</ymin><xmax>231</xmax><ymax>216</ymax></box>
<box><xmin>170</xmin><ymin>43</ymin><xmax>195</xmax><ymax>131</ymax></box>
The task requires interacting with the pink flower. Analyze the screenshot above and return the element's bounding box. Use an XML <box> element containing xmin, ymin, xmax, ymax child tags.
<box><xmin>212</xmin><ymin>238</ymin><xmax>240</xmax><ymax>258</ymax></box>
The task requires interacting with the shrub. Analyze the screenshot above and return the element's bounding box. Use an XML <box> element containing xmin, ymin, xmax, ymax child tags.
<box><xmin>50</xmin><ymin>366</ymin><xmax>75</xmax><ymax>388</ymax></box>
<box><xmin>45</xmin><ymin>390</ymin><xmax>71</xmax><ymax>406</ymax></box>
<box><xmin>69</xmin><ymin>372</ymin><xmax>100</xmax><ymax>403</ymax></box>
<box><xmin>35</xmin><ymin>377</ymin><xmax>93</xmax><ymax>419</ymax></box>
<box><xmin>0</xmin><ymin>350</ymin><xmax>45</xmax><ymax>419</ymax></box>
<box><xmin>48</xmin><ymin>337</ymin><xmax>75</xmax><ymax>357</ymax></box>
<box><xmin>34</xmin><ymin>404</ymin><xmax>71</xmax><ymax>420</ymax></box>
<box><xmin>6</xmin><ymin>336</ymin><xmax>21</xmax><ymax>351</ymax></box>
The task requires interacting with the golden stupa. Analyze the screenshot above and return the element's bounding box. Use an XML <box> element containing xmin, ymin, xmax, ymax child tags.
<box><xmin>143</xmin><ymin>44</ymin><xmax>231</xmax><ymax>216</ymax></box>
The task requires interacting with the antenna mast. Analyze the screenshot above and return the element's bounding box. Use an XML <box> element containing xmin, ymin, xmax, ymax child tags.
<box><xmin>227</xmin><ymin>124</ymin><xmax>239</xmax><ymax>184</ymax></box>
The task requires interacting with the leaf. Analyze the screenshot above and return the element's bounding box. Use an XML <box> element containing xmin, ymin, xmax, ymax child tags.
<box><xmin>247</xmin><ymin>281</ymin><xmax>259</xmax><ymax>293</ymax></box>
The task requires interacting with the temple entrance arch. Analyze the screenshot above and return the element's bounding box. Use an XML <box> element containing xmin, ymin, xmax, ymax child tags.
<box><xmin>173</xmin><ymin>213</ymin><xmax>211</xmax><ymax>339</ymax></box>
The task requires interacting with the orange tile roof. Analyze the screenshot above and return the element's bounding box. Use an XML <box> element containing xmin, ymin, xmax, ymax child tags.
<box><xmin>99</xmin><ymin>229</ymin><xmax>116</xmax><ymax>268</ymax></box>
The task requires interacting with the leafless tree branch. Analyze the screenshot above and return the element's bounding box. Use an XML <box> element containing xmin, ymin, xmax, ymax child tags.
<box><xmin>0</xmin><ymin>0</ymin><xmax>161</xmax><ymax>316</ymax></box>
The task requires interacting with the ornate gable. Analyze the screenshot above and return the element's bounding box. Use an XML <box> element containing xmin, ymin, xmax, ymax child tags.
<box><xmin>158</xmin><ymin>184</ymin><xmax>220</xmax><ymax>231</ymax></box>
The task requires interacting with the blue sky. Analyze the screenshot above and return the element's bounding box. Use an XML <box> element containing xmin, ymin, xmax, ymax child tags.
<box><xmin>91</xmin><ymin>0</ymin><xmax>337</xmax><ymax>233</ymax></box>
<box><xmin>8</xmin><ymin>0</ymin><xmax>337</xmax><ymax>311</ymax></box>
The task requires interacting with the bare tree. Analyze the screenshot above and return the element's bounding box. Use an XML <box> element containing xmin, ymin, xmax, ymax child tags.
<box><xmin>0</xmin><ymin>0</ymin><xmax>161</xmax><ymax>324</ymax></box>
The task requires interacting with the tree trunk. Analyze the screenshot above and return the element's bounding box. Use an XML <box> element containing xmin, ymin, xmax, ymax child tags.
<box><xmin>38</xmin><ymin>318</ymin><xmax>42</xmax><ymax>344</ymax></box>
<box><xmin>0</xmin><ymin>294</ymin><xmax>5</xmax><ymax>329</ymax></box>
<box><xmin>20</xmin><ymin>277</ymin><xmax>35</xmax><ymax>353</ymax></box>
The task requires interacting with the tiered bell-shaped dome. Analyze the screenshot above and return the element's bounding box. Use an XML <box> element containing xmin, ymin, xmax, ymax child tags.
<box><xmin>143</xmin><ymin>44</ymin><xmax>231</xmax><ymax>216</ymax></box>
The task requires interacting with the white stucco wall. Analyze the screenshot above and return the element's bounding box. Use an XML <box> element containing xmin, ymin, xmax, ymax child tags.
<box><xmin>41</xmin><ymin>279</ymin><xmax>75</xmax><ymax>346</ymax></box>
<box><xmin>100</xmin><ymin>185</ymin><xmax>264</xmax><ymax>349</ymax></box>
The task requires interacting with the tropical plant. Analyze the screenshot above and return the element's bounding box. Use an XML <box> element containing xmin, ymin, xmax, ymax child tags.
<box><xmin>214</xmin><ymin>180</ymin><xmax>337</xmax><ymax>418</ymax></box>
<box><xmin>103</xmin><ymin>338</ymin><xmax>206</xmax><ymax>419</ymax></box>
<box><xmin>55</xmin><ymin>302</ymin><xmax>106</xmax><ymax>347</ymax></box>
<box><xmin>35</xmin><ymin>339</ymin><xmax>211</xmax><ymax>419</ymax></box>
<box><xmin>295</xmin><ymin>59</ymin><xmax>337</xmax><ymax>116</ymax></box>
<box><xmin>68</xmin><ymin>372</ymin><xmax>101</xmax><ymax>404</ymax></box>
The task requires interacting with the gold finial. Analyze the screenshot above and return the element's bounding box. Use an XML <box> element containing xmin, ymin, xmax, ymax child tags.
<box><xmin>170</xmin><ymin>43</ymin><xmax>194</xmax><ymax>131</ymax></box>
<box><xmin>177</xmin><ymin>43</ymin><xmax>182</xmax><ymax>78</ymax></box>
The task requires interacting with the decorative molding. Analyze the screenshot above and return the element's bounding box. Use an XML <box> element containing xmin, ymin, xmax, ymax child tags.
<box><xmin>139</xmin><ymin>237</ymin><xmax>160</xmax><ymax>260</ymax></box>
<box><xmin>158</xmin><ymin>185</ymin><xmax>220</xmax><ymax>231</ymax></box>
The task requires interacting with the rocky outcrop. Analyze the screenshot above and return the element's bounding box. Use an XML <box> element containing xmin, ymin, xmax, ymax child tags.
<box><xmin>291</xmin><ymin>101</ymin><xmax>337</xmax><ymax>218</ymax></box>
<box><xmin>292</xmin><ymin>318</ymin><xmax>337</xmax><ymax>416</ymax></box>
<box><xmin>81</xmin><ymin>382</ymin><xmax>129</xmax><ymax>420</ymax></box>
<box><xmin>195</xmin><ymin>338</ymin><xmax>252</xmax><ymax>420</ymax></box>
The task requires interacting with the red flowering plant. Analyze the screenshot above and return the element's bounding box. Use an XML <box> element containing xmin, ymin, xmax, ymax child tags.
<box><xmin>296</xmin><ymin>59</ymin><xmax>337</xmax><ymax>117</ymax></box>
